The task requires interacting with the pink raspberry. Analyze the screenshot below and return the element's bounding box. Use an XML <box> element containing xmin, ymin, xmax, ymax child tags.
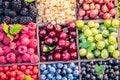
<box><xmin>10</xmin><ymin>42</ymin><xmax>16</xmax><ymax>50</ymax></box>
<box><xmin>27</xmin><ymin>22</ymin><xmax>36</xmax><ymax>30</ymax></box>
<box><xmin>30</xmin><ymin>54</ymin><xmax>39</xmax><ymax>63</ymax></box>
<box><xmin>3</xmin><ymin>36</ymin><xmax>11</xmax><ymax>45</ymax></box>
<box><xmin>21</xmin><ymin>27</ymin><xmax>29</xmax><ymax>34</ymax></box>
<box><xmin>6</xmin><ymin>52</ymin><xmax>16</xmax><ymax>63</ymax></box>
<box><xmin>29</xmin><ymin>39</ymin><xmax>37</xmax><ymax>48</ymax></box>
<box><xmin>22</xmin><ymin>53</ymin><xmax>30</xmax><ymax>62</ymax></box>
<box><xmin>16</xmin><ymin>41</ymin><xmax>21</xmax><ymax>46</ymax></box>
<box><xmin>27</xmin><ymin>30</ymin><xmax>35</xmax><ymax>38</ymax></box>
<box><xmin>13</xmin><ymin>34</ymin><xmax>19</xmax><ymax>41</ymax></box>
<box><xmin>3</xmin><ymin>46</ymin><xmax>11</xmax><ymax>55</ymax></box>
<box><xmin>21</xmin><ymin>37</ymin><xmax>30</xmax><ymax>46</ymax></box>
<box><xmin>0</xmin><ymin>43</ymin><xmax>4</xmax><ymax>47</ymax></box>
<box><xmin>18</xmin><ymin>46</ymin><xmax>27</xmax><ymax>54</ymax></box>
<box><xmin>0</xmin><ymin>56</ymin><xmax>6</xmax><ymax>64</ymax></box>
<box><xmin>12</xmin><ymin>50</ymin><xmax>19</xmax><ymax>56</ymax></box>
<box><xmin>20</xmin><ymin>34</ymin><xmax>29</xmax><ymax>39</ymax></box>
<box><xmin>0</xmin><ymin>47</ymin><xmax>4</xmax><ymax>56</ymax></box>
<box><xmin>0</xmin><ymin>31</ymin><xmax>5</xmax><ymax>41</ymax></box>
<box><xmin>17</xmin><ymin>55</ymin><xmax>23</xmax><ymax>63</ymax></box>
<box><xmin>27</xmin><ymin>48</ymin><xmax>35</xmax><ymax>55</ymax></box>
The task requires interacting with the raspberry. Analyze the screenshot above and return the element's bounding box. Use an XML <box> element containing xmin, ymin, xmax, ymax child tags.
<box><xmin>3</xmin><ymin>36</ymin><xmax>11</xmax><ymax>45</ymax></box>
<box><xmin>0</xmin><ymin>56</ymin><xmax>6</xmax><ymax>64</ymax></box>
<box><xmin>6</xmin><ymin>53</ymin><xmax>16</xmax><ymax>63</ymax></box>
<box><xmin>10</xmin><ymin>42</ymin><xmax>16</xmax><ymax>50</ymax></box>
<box><xmin>27</xmin><ymin>22</ymin><xmax>36</xmax><ymax>30</ymax></box>
<box><xmin>21</xmin><ymin>37</ymin><xmax>30</xmax><ymax>46</ymax></box>
<box><xmin>0</xmin><ymin>31</ymin><xmax>5</xmax><ymax>41</ymax></box>
<box><xmin>0</xmin><ymin>43</ymin><xmax>4</xmax><ymax>47</ymax></box>
<box><xmin>13</xmin><ymin>34</ymin><xmax>19</xmax><ymax>41</ymax></box>
<box><xmin>30</xmin><ymin>54</ymin><xmax>39</xmax><ymax>63</ymax></box>
<box><xmin>20</xmin><ymin>34</ymin><xmax>29</xmax><ymax>39</ymax></box>
<box><xmin>12</xmin><ymin>50</ymin><xmax>19</xmax><ymax>56</ymax></box>
<box><xmin>0</xmin><ymin>47</ymin><xmax>4</xmax><ymax>56</ymax></box>
<box><xmin>29</xmin><ymin>39</ymin><xmax>37</xmax><ymax>48</ymax></box>
<box><xmin>18</xmin><ymin>46</ymin><xmax>27</xmax><ymax>54</ymax></box>
<box><xmin>21</xmin><ymin>27</ymin><xmax>29</xmax><ymax>34</ymax></box>
<box><xmin>3</xmin><ymin>46</ymin><xmax>11</xmax><ymax>55</ymax></box>
<box><xmin>27</xmin><ymin>30</ymin><xmax>35</xmax><ymax>38</ymax></box>
<box><xmin>22</xmin><ymin>53</ymin><xmax>30</xmax><ymax>62</ymax></box>
<box><xmin>17</xmin><ymin>55</ymin><xmax>23</xmax><ymax>63</ymax></box>
<box><xmin>27</xmin><ymin>48</ymin><xmax>34</xmax><ymax>55</ymax></box>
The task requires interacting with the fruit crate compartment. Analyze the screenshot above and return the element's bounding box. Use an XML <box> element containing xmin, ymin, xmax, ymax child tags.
<box><xmin>80</xmin><ymin>59</ymin><xmax>120</xmax><ymax>80</ymax></box>
<box><xmin>78</xmin><ymin>21</ymin><xmax>120</xmax><ymax>60</ymax></box>
<box><xmin>39</xmin><ymin>61</ymin><xmax>80</xmax><ymax>80</ymax></box>
<box><xmin>76</xmin><ymin>0</ymin><xmax>118</xmax><ymax>21</ymax></box>
<box><xmin>38</xmin><ymin>23</ymin><xmax>79</xmax><ymax>62</ymax></box>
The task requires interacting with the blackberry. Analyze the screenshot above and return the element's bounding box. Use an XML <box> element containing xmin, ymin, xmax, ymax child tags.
<box><xmin>29</xmin><ymin>6</ymin><xmax>37</xmax><ymax>19</ymax></box>
<box><xmin>20</xmin><ymin>16</ymin><xmax>32</xmax><ymax>24</ymax></box>
<box><xmin>0</xmin><ymin>0</ymin><xmax>2</xmax><ymax>6</ymax></box>
<box><xmin>3</xmin><ymin>1</ymin><xmax>11</xmax><ymax>9</ymax></box>
<box><xmin>22</xmin><ymin>1</ymin><xmax>29</xmax><ymax>7</ymax></box>
<box><xmin>4</xmin><ymin>9</ymin><xmax>16</xmax><ymax>18</ymax></box>
<box><xmin>0</xmin><ymin>17</ymin><xmax>2</xmax><ymax>23</ymax></box>
<box><xmin>12</xmin><ymin>0</ymin><xmax>22</xmax><ymax>12</ymax></box>
<box><xmin>10</xmin><ymin>16</ymin><xmax>19</xmax><ymax>24</ymax></box>
<box><xmin>0</xmin><ymin>8</ymin><xmax>3</xmax><ymax>14</ymax></box>
<box><xmin>2</xmin><ymin>16</ymin><xmax>11</xmax><ymax>24</ymax></box>
<box><xmin>20</xmin><ymin>8</ymin><xmax>28</xmax><ymax>16</ymax></box>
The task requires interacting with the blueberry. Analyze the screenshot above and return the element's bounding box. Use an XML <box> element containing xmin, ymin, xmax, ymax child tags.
<box><xmin>86</xmin><ymin>74</ymin><xmax>90</xmax><ymax>79</ymax></box>
<box><xmin>81</xmin><ymin>71</ymin><xmax>86</xmax><ymax>76</ymax></box>
<box><xmin>66</xmin><ymin>68</ymin><xmax>72</xmax><ymax>74</ymax></box>
<box><xmin>40</xmin><ymin>74</ymin><xmax>46</xmax><ymax>80</ymax></box>
<box><xmin>49</xmin><ymin>67</ymin><xmax>56</xmax><ymax>73</ymax></box>
<box><xmin>52</xmin><ymin>64</ymin><xmax>57</xmax><ymax>68</ymax></box>
<box><xmin>56</xmin><ymin>74</ymin><xmax>62</xmax><ymax>80</ymax></box>
<box><xmin>69</xmin><ymin>63</ymin><xmax>75</xmax><ymax>69</ymax></box>
<box><xmin>73</xmin><ymin>70</ymin><xmax>79</xmax><ymax>77</ymax></box>
<box><xmin>47</xmin><ymin>74</ymin><xmax>53</xmax><ymax>79</ymax></box>
<box><xmin>62</xmin><ymin>77</ymin><xmax>67</xmax><ymax>80</ymax></box>
<box><xmin>63</xmin><ymin>64</ymin><xmax>68</xmax><ymax>70</ymax></box>
<box><xmin>57</xmin><ymin>69</ymin><xmax>61</xmax><ymax>74</ymax></box>
<box><xmin>62</xmin><ymin>69</ymin><xmax>66</xmax><ymax>75</ymax></box>
<box><xmin>40</xmin><ymin>64</ymin><xmax>46</xmax><ymax>71</ymax></box>
<box><xmin>42</xmin><ymin>70</ymin><xmax>49</xmax><ymax>75</ymax></box>
<box><xmin>68</xmin><ymin>74</ymin><xmax>73</xmax><ymax>80</ymax></box>
<box><xmin>81</xmin><ymin>62</ymin><xmax>86</xmax><ymax>67</ymax></box>
<box><xmin>47</xmin><ymin>64</ymin><xmax>52</xmax><ymax>68</ymax></box>
<box><xmin>74</xmin><ymin>66</ymin><xmax>78</xmax><ymax>70</ymax></box>
<box><xmin>57</xmin><ymin>63</ymin><xmax>63</xmax><ymax>69</ymax></box>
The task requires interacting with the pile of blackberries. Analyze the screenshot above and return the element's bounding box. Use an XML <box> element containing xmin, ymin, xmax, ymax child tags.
<box><xmin>0</xmin><ymin>0</ymin><xmax>37</xmax><ymax>24</ymax></box>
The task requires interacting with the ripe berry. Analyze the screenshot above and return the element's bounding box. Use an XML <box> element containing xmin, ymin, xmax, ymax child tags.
<box><xmin>18</xmin><ymin>46</ymin><xmax>27</xmax><ymax>54</ymax></box>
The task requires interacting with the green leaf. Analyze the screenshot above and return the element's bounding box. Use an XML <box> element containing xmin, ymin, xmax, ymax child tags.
<box><xmin>24</xmin><ymin>0</ymin><xmax>34</xmax><ymax>3</ymax></box>
<box><xmin>80</xmin><ymin>41</ymin><xmax>90</xmax><ymax>48</ymax></box>
<box><xmin>10</xmin><ymin>24</ymin><xmax>23</xmax><ymax>34</ymax></box>
<box><xmin>7</xmin><ymin>33</ymin><xmax>14</xmax><ymax>41</ymax></box>
<box><xmin>95</xmin><ymin>64</ymin><xmax>105</xmax><ymax>76</ymax></box>
<box><xmin>3</xmin><ymin>22</ymin><xmax>8</xmax><ymax>34</ymax></box>
<box><xmin>42</xmin><ymin>45</ymin><xmax>55</xmax><ymax>52</ymax></box>
<box><xmin>24</xmin><ymin>75</ymin><xmax>33</xmax><ymax>80</ymax></box>
<box><xmin>87</xmin><ymin>43</ymin><xmax>95</xmax><ymax>52</ymax></box>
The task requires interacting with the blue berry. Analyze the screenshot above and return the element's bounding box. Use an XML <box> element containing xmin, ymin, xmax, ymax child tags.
<box><xmin>62</xmin><ymin>69</ymin><xmax>66</xmax><ymax>75</ymax></box>
<box><xmin>57</xmin><ymin>69</ymin><xmax>62</xmax><ymax>74</ymax></box>
<box><xmin>73</xmin><ymin>70</ymin><xmax>79</xmax><ymax>77</ymax></box>
<box><xmin>40</xmin><ymin>64</ymin><xmax>46</xmax><ymax>71</ymax></box>
<box><xmin>42</xmin><ymin>70</ymin><xmax>49</xmax><ymax>75</ymax></box>
<box><xmin>63</xmin><ymin>64</ymin><xmax>68</xmax><ymax>70</ymax></box>
<box><xmin>57</xmin><ymin>63</ymin><xmax>63</xmax><ymax>69</ymax></box>
<box><xmin>40</xmin><ymin>74</ymin><xmax>46</xmax><ymax>80</ymax></box>
<box><xmin>68</xmin><ymin>74</ymin><xmax>74</xmax><ymax>80</ymax></box>
<box><xmin>66</xmin><ymin>68</ymin><xmax>72</xmax><ymax>74</ymax></box>
<box><xmin>47</xmin><ymin>74</ymin><xmax>53</xmax><ymax>79</ymax></box>
<box><xmin>52</xmin><ymin>64</ymin><xmax>57</xmax><ymax>68</ymax></box>
<box><xmin>49</xmin><ymin>67</ymin><xmax>56</xmax><ymax>73</ymax></box>
<box><xmin>74</xmin><ymin>66</ymin><xmax>79</xmax><ymax>70</ymax></box>
<box><xmin>47</xmin><ymin>64</ymin><xmax>52</xmax><ymax>69</ymax></box>
<box><xmin>62</xmin><ymin>77</ymin><xmax>67</xmax><ymax>80</ymax></box>
<box><xmin>69</xmin><ymin>63</ymin><xmax>75</xmax><ymax>69</ymax></box>
<box><xmin>56</xmin><ymin>74</ymin><xmax>62</xmax><ymax>80</ymax></box>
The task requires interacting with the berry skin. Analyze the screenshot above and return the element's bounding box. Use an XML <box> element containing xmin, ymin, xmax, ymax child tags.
<box><xmin>16</xmin><ymin>55</ymin><xmax>23</xmax><ymax>63</ymax></box>
<box><xmin>30</xmin><ymin>54</ymin><xmax>39</xmax><ymax>63</ymax></box>
<box><xmin>22</xmin><ymin>53</ymin><xmax>30</xmax><ymax>62</ymax></box>
<box><xmin>6</xmin><ymin>53</ymin><xmax>16</xmax><ymax>63</ymax></box>
<box><xmin>18</xmin><ymin>46</ymin><xmax>27</xmax><ymax>54</ymax></box>
<box><xmin>3</xmin><ymin>46</ymin><xmax>11</xmax><ymax>55</ymax></box>
<box><xmin>21</xmin><ymin>27</ymin><xmax>29</xmax><ymax>34</ymax></box>
<box><xmin>0</xmin><ymin>56</ymin><xmax>6</xmax><ymax>64</ymax></box>
<box><xmin>0</xmin><ymin>31</ymin><xmax>5</xmax><ymax>41</ymax></box>
<box><xmin>27</xmin><ymin>48</ymin><xmax>34</xmax><ymax>55</ymax></box>
<box><xmin>28</xmin><ymin>39</ymin><xmax>37</xmax><ymax>48</ymax></box>
<box><xmin>10</xmin><ymin>42</ymin><xmax>16</xmax><ymax>50</ymax></box>
<box><xmin>0</xmin><ymin>47</ymin><xmax>4</xmax><ymax>56</ymax></box>
<box><xmin>27</xmin><ymin>30</ymin><xmax>35</xmax><ymax>38</ymax></box>
<box><xmin>27</xmin><ymin>22</ymin><xmax>36</xmax><ymax>30</ymax></box>
<box><xmin>3</xmin><ymin>36</ymin><xmax>11</xmax><ymax>45</ymax></box>
<box><xmin>21</xmin><ymin>37</ymin><xmax>30</xmax><ymax>46</ymax></box>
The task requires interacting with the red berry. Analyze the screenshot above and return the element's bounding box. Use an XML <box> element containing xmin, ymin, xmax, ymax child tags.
<box><xmin>39</xmin><ymin>29</ymin><xmax>47</xmax><ymax>37</ymax></box>
<box><xmin>30</xmin><ymin>54</ymin><xmax>39</xmax><ymax>63</ymax></box>
<box><xmin>21</xmin><ymin>27</ymin><xmax>29</xmax><ymax>34</ymax></box>
<box><xmin>27</xmin><ymin>65</ymin><xmax>33</xmax><ymax>70</ymax></box>
<box><xmin>33</xmin><ymin>68</ymin><xmax>39</xmax><ymax>74</ymax></box>
<box><xmin>0</xmin><ymin>47</ymin><xmax>4</xmax><ymax>56</ymax></box>
<box><xmin>3</xmin><ymin>66</ymin><xmax>9</xmax><ymax>72</ymax></box>
<box><xmin>54</xmin><ymin>25</ymin><xmax>62</xmax><ymax>33</ymax></box>
<box><xmin>59</xmin><ymin>32</ymin><xmax>68</xmax><ymax>39</ymax></box>
<box><xmin>10</xmin><ymin>71</ymin><xmax>16</xmax><ymax>77</ymax></box>
<box><xmin>25</xmin><ymin>69</ymin><xmax>31</xmax><ymax>75</ymax></box>
<box><xmin>46</xmin><ymin>24</ymin><xmax>54</xmax><ymax>31</ymax></box>
<box><xmin>49</xmin><ymin>31</ymin><xmax>56</xmax><ymax>38</ymax></box>
<box><xmin>68</xmin><ymin>22</ymin><xmax>76</xmax><ymax>31</ymax></box>
<box><xmin>29</xmin><ymin>39</ymin><xmax>37</xmax><ymax>48</ymax></box>
<box><xmin>12</xmin><ymin>64</ymin><xmax>18</xmax><ymax>70</ymax></box>
<box><xmin>0</xmin><ymin>56</ymin><xmax>7</xmax><ymax>64</ymax></box>
<box><xmin>21</xmin><ymin>37</ymin><xmax>30</xmax><ymax>46</ymax></box>
<box><xmin>22</xmin><ymin>53</ymin><xmax>30</xmax><ymax>62</ymax></box>
<box><xmin>58</xmin><ymin>39</ymin><xmax>66</xmax><ymax>48</ymax></box>
<box><xmin>62</xmin><ymin>52</ymin><xmax>70</xmax><ymax>61</ymax></box>
<box><xmin>18</xmin><ymin>46</ymin><xmax>27</xmax><ymax>54</ymax></box>
<box><xmin>54</xmin><ymin>52</ymin><xmax>61</xmax><ymax>61</ymax></box>
<box><xmin>70</xmin><ymin>52</ymin><xmax>78</xmax><ymax>60</ymax></box>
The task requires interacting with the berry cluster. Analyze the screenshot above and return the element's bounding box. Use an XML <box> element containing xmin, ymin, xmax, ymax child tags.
<box><xmin>0</xmin><ymin>0</ymin><xmax>37</xmax><ymax>24</ymax></box>
<box><xmin>81</xmin><ymin>59</ymin><xmax>120</xmax><ymax>80</ymax></box>
<box><xmin>78</xmin><ymin>0</ymin><xmax>116</xmax><ymax>20</ymax></box>
<box><xmin>0</xmin><ymin>22</ymin><xmax>39</xmax><ymax>64</ymax></box>
<box><xmin>0</xmin><ymin>64</ymin><xmax>38</xmax><ymax>80</ymax></box>
<box><xmin>39</xmin><ymin>22</ymin><xmax>77</xmax><ymax>61</ymax></box>
<box><xmin>40</xmin><ymin>62</ymin><xmax>79</xmax><ymax>80</ymax></box>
